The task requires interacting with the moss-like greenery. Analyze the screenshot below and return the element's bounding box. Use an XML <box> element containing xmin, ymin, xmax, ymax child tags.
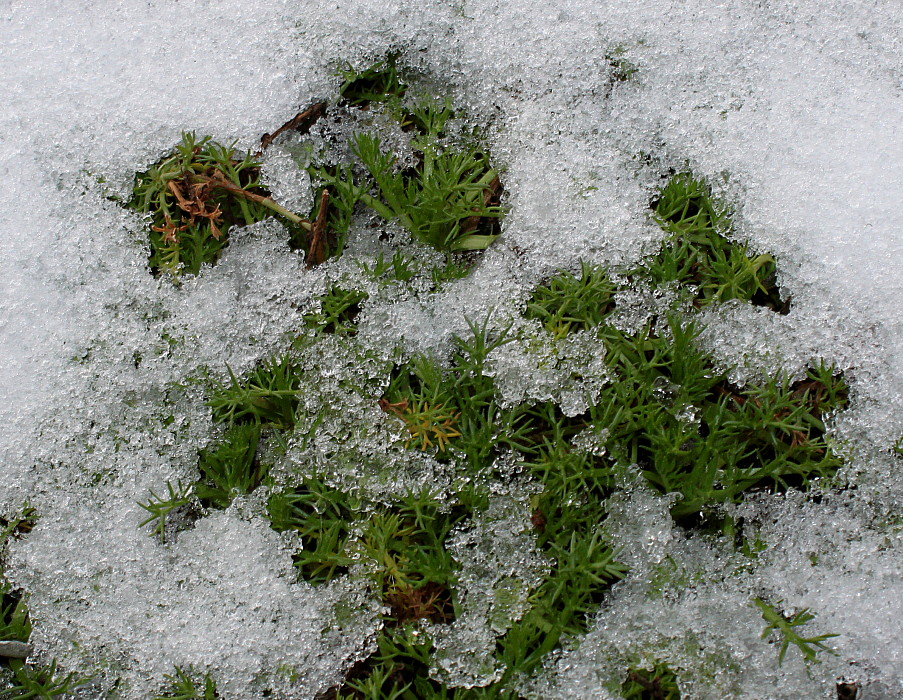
<box><xmin>130</xmin><ymin>133</ymin><xmax>310</xmax><ymax>277</ymax></box>
<box><xmin>153</xmin><ymin>666</ymin><xmax>218</xmax><ymax>700</ymax></box>
<box><xmin>621</xmin><ymin>663</ymin><xmax>681</xmax><ymax>700</ymax></box>
<box><xmin>304</xmin><ymin>288</ymin><xmax>369</xmax><ymax>336</ymax></box>
<box><xmin>316</xmin><ymin>99</ymin><xmax>504</xmax><ymax>254</ymax></box>
<box><xmin>128</xmin><ymin>63</ymin><xmax>850</xmax><ymax>698</ymax></box>
<box><xmin>524</xmin><ymin>277</ymin><xmax>846</xmax><ymax>523</ymax></box>
<box><xmin>646</xmin><ymin>172</ymin><xmax>786</xmax><ymax>311</ymax></box>
<box><xmin>207</xmin><ymin>356</ymin><xmax>302</xmax><ymax>429</ymax></box>
<box><xmin>754</xmin><ymin>598</ymin><xmax>838</xmax><ymax>666</ymax></box>
<box><xmin>338</xmin><ymin>54</ymin><xmax>407</xmax><ymax>107</ymax></box>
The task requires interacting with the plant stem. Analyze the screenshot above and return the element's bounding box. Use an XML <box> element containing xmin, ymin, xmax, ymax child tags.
<box><xmin>191</xmin><ymin>173</ymin><xmax>312</xmax><ymax>231</ymax></box>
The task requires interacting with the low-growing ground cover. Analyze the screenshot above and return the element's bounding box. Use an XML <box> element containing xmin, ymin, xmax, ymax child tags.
<box><xmin>60</xmin><ymin>69</ymin><xmax>852</xmax><ymax>694</ymax></box>
<box><xmin>3</xmin><ymin>18</ymin><xmax>897</xmax><ymax>698</ymax></box>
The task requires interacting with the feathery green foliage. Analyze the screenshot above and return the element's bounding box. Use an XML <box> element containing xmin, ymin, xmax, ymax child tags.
<box><xmin>524</xmin><ymin>262</ymin><xmax>846</xmax><ymax>523</ymax></box>
<box><xmin>304</xmin><ymin>288</ymin><xmax>369</xmax><ymax>336</ymax></box>
<box><xmin>267</xmin><ymin>479</ymin><xmax>360</xmax><ymax>585</ymax></box>
<box><xmin>647</xmin><ymin>173</ymin><xmax>785</xmax><ymax>311</ymax></box>
<box><xmin>620</xmin><ymin>663</ymin><xmax>681</xmax><ymax>700</ymax></box>
<box><xmin>138</xmin><ymin>480</ymin><xmax>193</xmax><ymax>544</ymax></box>
<box><xmin>154</xmin><ymin>667</ymin><xmax>218</xmax><ymax>700</ymax></box>
<box><xmin>525</xmin><ymin>261</ymin><xmax>617</xmax><ymax>337</ymax></box>
<box><xmin>195</xmin><ymin>424</ymin><xmax>264</xmax><ymax>509</ymax></box>
<box><xmin>350</xmin><ymin>119</ymin><xmax>503</xmax><ymax>252</ymax></box>
<box><xmin>754</xmin><ymin>598</ymin><xmax>838</xmax><ymax>666</ymax></box>
<box><xmin>208</xmin><ymin>356</ymin><xmax>302</xmax><ymax>429</ymax></box>
<box><xmin>1</xmin><ymin>659</ymin><xmax>90</xmax><ymax>700</ymax></box>
<box><xmin>339</xmin><ymin>55</ymin><xmax>407</xmax><ymax>106</ymax></box>
<box><xmin>130</xmin><ymin>133</ymin><xmax>309</xmax><ymax>277</ymax></box>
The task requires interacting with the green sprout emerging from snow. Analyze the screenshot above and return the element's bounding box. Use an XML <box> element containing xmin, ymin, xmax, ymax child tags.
<box><xmin>754</xmin><ymin>598</ymin><xmax>838</xmax><ymax>666</ymax></box>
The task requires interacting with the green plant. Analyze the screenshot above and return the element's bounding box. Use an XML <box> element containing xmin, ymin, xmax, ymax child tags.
<box><xmin>349</xmin><ymin>119</ymin><xmax>503</xmax><ymax>252</ymax></box>
<box><xmin>130</xmin><ymin>132</ymin><xmax>312</xmax><ymax>277</ymax></box>
<box><xmin>154</xmin><ymin>666</ymin><xmax>218</xmax><ymax>700</ymax></box>
<box><xmin>339</xmin><ymin>55</ymin><xmax>407</xmax><ymax>106</ymax></box>
<box><xmin>138</xmin><ymin>480</ymin><xmax>194</xmax><ymax>543</ymax></box>
<box><xmin>1</xmin><ymin>659</ymin><xmax>90</xmax><ymax>700</ymax></box>
<box><xmin>520</xmin><ymin>264</ymin><xmax>848</xmax><ymax>523</ymax></box>
<box><xmin>267</xmin><ymin>479</ymin><xmax>360</xmax><ymax>585</ymax></box>
<box><xmin>487</xmin><ymin>428</ymin><xmax>626</xmax><ymax>684</ymax></box>
<box><xmin>753</xmin><ymin>598</ymin><xmax>838</xmax><ymax>666</ymax></box>
<box><xmin>0</xmin><ymin>506</ymin><xmax>36</xmax><ymax>554</ymax></box>
<box><xmin>382</xmin><ymin>317</ymin><xmax>527</xmax><ymax>467</ymax></box>
<box><xmin>1</xmin><ymin>578</ymin><xmax>90</xmax><ymax>700</ymax></box>
<box><xmin>359</xmin><ymin>251</ymin><xmax>417</xmax><ymax>285</ymax></box>
<box><xmin>303</xmin><ymin>288</ymin><xmax>369</xmax><ymax>335</ymax></box>
<box><xmin>310</xmin><ymin>488</ymin><xmax>488</xmax><ymax>699</ymax></box>
<box><xmin>0</xmin><ymin>588</ymin><xmax>31</xmax><ymax>646</ymax></box>
<box><xmin>208</xmin><ymin>356</ymin><xmax>302</xmax><ymax>429</ymax></box>
<box><xmin>195</xmin><ymin>424</ymin><xmax>264</xmax><ymax>509</ymax></box>
<box><xmin>301</xmin><ymin>164</ymin><xmax>365</xmax><ymax>267</ymax></box>
<box><xmin>430</xmin><ymin>254</ymin><xmax>475</xmax><ymax>289</ymax></box>
<box><xmin>621</xmin><ymin>663</ymin><xmax>681</xmax><ymax>700</ymax></box>
<box><xmin>332</xmin><ymin>626</ymin><xmax>465</xmax><ymax>700</ymax></box>
<box><xmin>647</xmin><ymin>173</ymin><xmax>784</xmax><ymax>311</ymax></box>
<box><xmin>525</xmin><ymin>262</ymin><xmax>617</xmax><ymax>337</ymax></box>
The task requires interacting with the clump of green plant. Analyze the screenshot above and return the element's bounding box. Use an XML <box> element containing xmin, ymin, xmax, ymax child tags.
<box><xmin>207</xmin><ymin>356</ymin><xmax>302</xmax><ymax>429</ymax></box>
<box><xmin>647</xmin><ymin>172</ymin><xmax>786</xmax><ymax>311</ymax></box>
<box><xmin>1</xmin><ymin>659</ymin><xmax>91</xmax><ymax>700</ymax></box>
<box><xmin>523</xmin><ymin>261</ymin><xmax>847</xmax><ymax>524</ymax></box>
<box><xmin>381</xmin><ymin>318</ymin><xmax>530</xmax><ymax>468</ymax></box>
<box><xmin>130</xmin><ymin>132</ymin><xmax>311</xmax><ymax>277</ymax></box>
<box><xmin>525</xmin><ymin>261</ymin><xmax>617</xmax><ymax>337</ymax></box>
<box><xmin>1</xmin><ymin>586</ymin><xmax>31</xmax><ymax>651</ymax></box>
<box><xmin>267</xmin><ymin>479</ymin><xmax>360</xmax><ymax>585</ymax></box>
<box><xmin>270</xmin><ymin>483</ymin><xmax>464</xmax><ymax>620</ymax></box>
<box><xmin>2</xmin><ymin>575</ymin><xmax>90</xmax><ymax>699</ymax></box>
<box><xmin>0</xmin><ymin>506</ymin><xmax>36</xmax><ymax>549</ymax></box>
<box><xmin>154</xmin><ymin>666</ymin><xmax>218</xmax><ymax>700</ymax></box>
<box><xmin>621</xmin><ymin>663</ymin><xmax>681</xmax><ymax>700</ymax></box>
<box><xmin>375</xmin><ymin>323</ymin><xmax>628</xmax><ymax>689</ymax></box>
<box><xmin>140</xmin><ymin>358</ymin><xmax>293</xmax><ymax>542</ymax></box>
<box><xmin>194</xmin><ymin>424</ymin><xmax>264</xmax><ymax>509</ymax></box>
<box><xmin>352</xmin><ymin>109</ymin><xmax>503</xmax><ymax>252</ymax></box>
<box><xmin>753</xmin><ymin>598</ymin><xmax>838</xmax><ymax>666</ymax></box>
<box><xmin>138</xmin><ymin>425</ymin><xmax>265</xmax><ymax>541</ymax></box>
<box><xmin>314</xmin><ymin>97</ymin><xmax>504</xmax><ymax>255</ymax></box>
<box><xmin>339</xmin><ymin>54</ymin><xmax>407</xmax><ymax>106</ymax></box>
<box><xmin>358</xmin><ymin>250</ymin><xmax>417</xmax><ymax>286</ymax></box>
<box><xmin>303</xmin><ymin>287</ymin><xmax>369</xmax><ymax>335</ymax></box>
<box><xmin>591</xmin><ymin>320</ymin><xmax>846</xmax><ymax>521</ymax></box>
<box><xmin>271</xmin><ymin>484</ymin><xmax>477</xmax><ymax>699</ymax></box>
<box><xmin>481</xmin><ymin>417</ymin><xmax>626</xmax><ymax>687</ymax></box>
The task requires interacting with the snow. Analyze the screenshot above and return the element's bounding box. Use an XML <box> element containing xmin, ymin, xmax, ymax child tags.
<box><xmin>0</xmin><ymin>0</ymin><xmax>901</xmax><ymax>697</ymax></box>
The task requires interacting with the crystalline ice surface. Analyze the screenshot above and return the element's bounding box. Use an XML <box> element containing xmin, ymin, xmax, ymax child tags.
<box><xmin>1</xmin><ymin>0</ymin><xmax>901</xmax><ymax>697</ymax></box>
